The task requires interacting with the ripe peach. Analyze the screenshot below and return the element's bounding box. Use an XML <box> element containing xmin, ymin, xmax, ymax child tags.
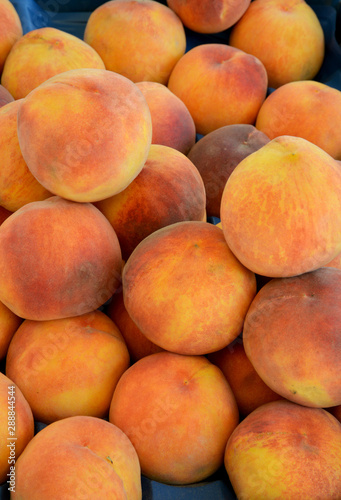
<box><xmin>0</xmin><ymin>372</ymin><xmax>34</xmax><ymax>485</ymax></box>
<box><xmin>168</xmin><ymin>43</ymin><xmax>268</xmax><ymax>135</ymax></box>
<box><xmin>109</xmin><ymin>351</ymin><xmax>239</xmax><ymax>485</ymax></box>
<box><xmin>1</xmin><ymin>26</ymin><xmax>105</xmax><ymax>99</ymax></box>
<box><xmin>220</xmin><ymin>135</ymin><xmax>341</xmax><ymax>277</ymax></box>
<box><xmin>0</xmin><ymin>99</ymin><xmax>52</xmax><ymax>212</ymax></box>
<box><xmin>207</xmin><ymin>338</ymin><xmax>282</xmax><ymax>418</ymax></box>
<box><xmin>84</xmin><ymin>0</ymin><xmax>186</xmax><ymax>85</ymax></box>
<box><xmin>0</xmin><ymin>84</ymin><xmax>13</xmax><ymax>107</ymax></box>
<box><xmin>243</xmin><ymin>267</ymin><xmax>341</xmax><ymax>408</ymax></box>
<box><xmin>0</xmin><ymin>196</ymin><xmax>123</xmax><ymax>321</ymax></box>
<box><xmin>136</xmin><ymin>81</ymin><xmax>196</xmax><ymax>155</ymax></box>
<box><xmin>187</xmin><ymin>124</ymin><xmax>270</xmax><ymax>218</ymax></box>
<box><xmin>0</xmin><ymin>300</ymin><xmax>22</xmax><ymax>360</ymax></box>
<box><xmin>13</xmin><ymin>415</ymin><xmax>142</xmax><ymax>499</ymax></box>
<box><xmin>0</xmin><ymin>0</ymin><xmax>22</xmax><ymax>75</ymax></box>
<box><xmin>324</xmin><ymin>251</ymin><xmax>341</xmax><ymax>270</ymax></box>
<box><xmin>122</xmin><ymin>220</ymin><xmax>256</xmax><ymax>355</ymax></box>
<box><xmin>256</xmin><ymin>80</ymin><xmax>341</xmax><ymax>160</ymax></box>
<box><xmin>17</xmin><ymin>68</ymin><xmax>152</xmax><ymax>203</ymax></box>
<box><xmin>167</xmin><ymin>0</ymin><xmax>251</xmax><ymax>33</ymax></box>
<box><xmin>107</xmin><ymin>291</ymin><xmax>164</xmax><ymax>363</ymax></box>
<box><xmin>225</xmin><ymin>400</ymin><xmax>341</xmax><ymax>499</ymax></box>
<box><xmin>94</xmin><ymin>144</ymin><xmax>206</xmax><ymax>261</ymax></box>
<box><xmin>229</xmin><ymin>0</ymin><xmax>325</xmax><ymax>89</ymax></box>
<box><xmin>6</xmin><ymin>310</ymin><xmax>130</xmax><ymax>424</ymax></box>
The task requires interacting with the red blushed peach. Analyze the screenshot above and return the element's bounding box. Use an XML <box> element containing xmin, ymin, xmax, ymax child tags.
<box><xmin>13</xmin><ymin>416</ymin><xmax>142</xmax><ymax>499</ymax></box>
<box><xmin>207</xmin><ymin>338</ymin><xmax>282</xmax><ymax>418</ymax></box>
<box><xmin>243</xmin><ymin>267</ymin><xmax>341</xmax><ymax>408</ymax></box>
<box><xmin>107</xmin><ymin>291</ymin><xmax>164</xmax><ymax>363</ymax></box>
<box><xmin>109</xmin><ymin>351</ymin><xmax>239</xmax><ymax>485</ymax></box>
<box><xmin>122</xmin><ymin>220</ymin><xmax>257</xmax><ymax>355</ymax></box>
<box><xmin>1</xmin><ymin>26</ymin><xmax>105</xmax><ymax>99</ymax></box>
<box><xmin>0</xmin><ymin>300</ymin><xmax>22</xmax><ymax>360</ymax></box>
<box><xmin>187</xmin><ymin>124</ymin><xmax>270</xmax><ymax>218</ymax></box>
<box><xmin>0</xmin><ymin>84</ymin><xmax>13</xmax><ymax>107</ymax></box>
<box><xmin>0</xmin><ymin>0</ymin><xmax>22</xmax><ymax>75</ymax></box>
<box><xmin>94</xmin><ymin>144</ymin><xmax>206</xmax><ymax>261</ymax></box>
<box><xmin>135</xmin><ymin>81</ymin><xmax>196</xmax><ymax>155</ymax></box>
<box><xmin>220</xmin><ymin>135</ymin><xmax>341</xmax><ymax>277</ymax></box>
<box><xmin>256</xmin><ymin>81</ymin><xmax>341</xmax><ymax>160</ymax></box>
<box><xmin>225</xmin><ymin>400</ymin><xmax>341</xmax><ymax>499</ymax></box>
<box><xmin>0</xmin><ymin>372</ymin><xmax>34</xmax><ymax>485</ymax></box>
<box><xmin>167</xmin><ymin>0</ymin><xmax>251</xmax><ymax>33</ymax></box>
<box><xmin>168</xmin><ymin>43</ymin><xmax>268</xmax><ymax>135</ymax></box>
<box><xmin>17</xmin><ymin>68</ymin><xmax>152</xmax><ymax>203</ymax></box>
<box><xmin>84</xmin><ymin>0</ymin><xmax>186</xmax><ymax>85</ymax></box>
<box><xmin>0</xmin><ymin>196</ymin><xmax>123</xmax><ymax>321</ymax></box>
<box><xmin>6</xmin><ymin>310</ymin><xmax>130</xmax><ymax>424</ymax></box>
<box><xmin>0</xmin><ymin>99</ymin><xmax>52</xmax><ymax>212</ymax></box>
<box><xmin>229</xmin><ymin>0</ymin><xmax>324</xmax><ymax>89</ymax></box>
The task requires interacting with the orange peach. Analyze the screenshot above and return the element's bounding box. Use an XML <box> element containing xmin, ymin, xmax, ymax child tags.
<box><xmin>0</xmin><ymin>196</ymin><xmax>123</xmax><ymax>320</ymax></box>
<box><xmin>243</xmin><ymin>267</ymin><xmax>341</xmax><ymax>408</ymax></box>
<box><xmin>13</xmin><ymin>415</ymin><xmax>142</xmax><ymax>499</ymax></box>
<box><xmin>0</xmin><ymin>0</ymin><xmax>22</xmax><ymax>75</ymax></box>
<box><xmin>167</xmin><ymin>0</ymin><xmax>251</xmax><ymax>33</ymax></box>
<box><xmin>168</xmin><ymin>43</ymin><xmax>268</xmax><ymax>135</ymax></box>
<box><xmin>94</xmin><ymin>144</ymin><xmax>206</xmax><ymax>261</ymax></box>
<box><xmin>1</xmin><ymin>26</ymin><xmax>105</xmax><ymax>99</ymax></box>
<box><xmin>0</xmin><ymin>99</ymin><xmax>52</xmax><ymax>212</ymax></box>
<box><xmin>6</xmin><ymin>310</ymin><xmax>130</xmax><ymax>423</ymax></box>
<box><xmin>229</xmin><ymin>0</ymin><xmax>325</xmax><ymax>89</ymax></box>
<box><xmin>17</xmin><ymin>68</ymin><xmax>152</xmax><ymax>203</ymax></box>
<box><xmin>224</xmin><ymin>400</ymin><xmax>341</xmax><ymax>499</ymax></box>
<box><xmin>220</xmin><ymin>135</ymin><xmax>341</xmax><ymax>277</ymax></box>
<box><xmin>135</xmin><ymin>81</ymin><xmax>196</xmax><ymax>155</ymax></box>
<box><xmin>207</xmin><ymin>338</ymin><xmax>282</xmax><ymax>418</ymax></box>
<box><xmin>0</xmin><ymin>83</ymin><xmax>13</xmax><ymax>107</ymax></box>
<box><xmin>122</xmin><ymin>220</ymin><xmax>257</xmax><ymax>355</ymax></box>
<box><xmin>255</xmin><ymin>80</ymin><xmax>341</xmax><ymax>160</ymax></box>
<box><xmin>84</xmin><ymin>0</ymin><xmax>186</xmax><ymax>85</ymax></box>
<box><xmin>187</xmin><ymin>124</ymin><xmax>270</xmax><ymax>218</ymax></box>
<box><xmin>109</xmin><ymin>351</ymin><xmax>239</xmax><ymax>485</ymax></box>
<box><xmin>0</xmin><ymin>300</ymin><xmax>22</xmax><ymax>360</ymax></box>
<box><xmin>324</xmin><ymin>251</ymin><xmax>341</xmax><ymax>270</ymax></box>
<box><xmin>0</xmin><ymin>372</ymin><xmax>34</xmax><ymax>485</ymax></box>
<box><xmin>107</xmin><ymin>291</ymin><xmax>164</xmax><ymax>363</ymax></box>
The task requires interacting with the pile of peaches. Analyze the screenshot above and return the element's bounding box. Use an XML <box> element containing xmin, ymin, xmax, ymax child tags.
<box><xmin>0</xmin><ymin>0</ymin><xmax>341</xmax><ymax>498</ymax></box>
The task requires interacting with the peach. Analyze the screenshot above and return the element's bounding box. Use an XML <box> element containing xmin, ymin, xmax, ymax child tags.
<box><xmin>207</xmin><ymin>337</ymin><xmax>282</xmax><ymax>418</ymax></box>
<box><xmin>187</xmin><ymin>124</ymin><xmax>270</xmax><ymax>218</ymax></box>
<box><xmin>17</xmin><ymin>68</ymin><xmax>152</xmax><ymax>203</ymax></box>
<box><xmin>0</xmin><ymin>84</ymin><xmax>13</xmax><ymax>107</ymax></box>
<box><xmin>328</xmin><ymin>405</ymin><xmax>341</xmax><ymax>423</ymax></box>
<box><xmin>0</xmin><ymin>372</ymin><xmax>34</xmax><ymax>485</ymax></box>
<box><xmin>167</xmin><ymin>43</ymin><xmax>268</xmax><ymax>135</ymax></box>
<box><xmin>109</xmin><ymin>351</ymin><xmax>239</xmax><ymax>485</ymax></box>
<box><xmin>0</xmin><ymin>196</ymin><xmax>123</xmax><ymax>321</ymax></box>
<box><xmin>94</xmin><ymin>144</ymin><xmax>206</xmax><ymax>261</ymax></box>
<box><xmin>324</xmin><ymin>251</ymin><xmax>341</xmax><ymax>270</ymax></box>
<box><xmin>0</xmin><ymin>0</ymin><xmax>22</xmax><ymax>75</ymax></box>
<box><xmin>0</xmin><ymin>300</ymin><xmax>22</xmax><ymax>360</ymax></box>
<box><xmin>107</xmin><ymin>291</ymin><xmax>164</xmax><ymax>363</ymax></box>
<box><xmin>255</xmin><ymin>80</ymin><xmax>341</xmax><ymax>160</ymax></box>
<box><xmin>84</xmin><ymin>0</ymin><xmax>186</xmax><ymax>85</ymax></box>
<box><xmin>224</xmin><ymin>400</ymin><xmax>341</xmax><ymax>499</ymax></box>
<box><xmin>0</xmin><ymin>205</ymin><xmax>11</xmax><ymax>225</ymax></box>
<box><xmin>220</xmin><ymin>135</ymin><xmax>341</xmax><ymax>277</ymax></box>
<box><xmin>167</xmin><ymin>0</ymin><xmax>251</xmax><ymax>33</ymax></box>
<box><xmin>122</xmin><ymin>220</ymin><xmax>257</xmax><ymax>355</ymax></box>
<box><xmin>13</xmin><ymin>415</ymin><xmax>142</xmax><ymax>499</ymax></box>
<box><xmin>1</xmin><ymin>26</ymin><xmax>106</xmax><ymax>100</ymax></box>
<box><xmin>0</xmin><ymin>99</ymin><xmax>52</xmax><ymax>212</ymax></box>
<box><xmin>6</xmin><ymin>310</ymin><xmax>130</xmax><ymax>424</ymax></box>
<box><xmin>243</xmin><ymin>267</ymin><xmax>341</xmax><ymax>408</ymax></box>
<box><xmin>229</xmin><ymin>0</ymin><xmax>325</xmax><ymax>89</ymax></box>
<box><xmin>135</xmin><ymin>81</ymin><xmax>196</xmax><ymax>155</ymax></box>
